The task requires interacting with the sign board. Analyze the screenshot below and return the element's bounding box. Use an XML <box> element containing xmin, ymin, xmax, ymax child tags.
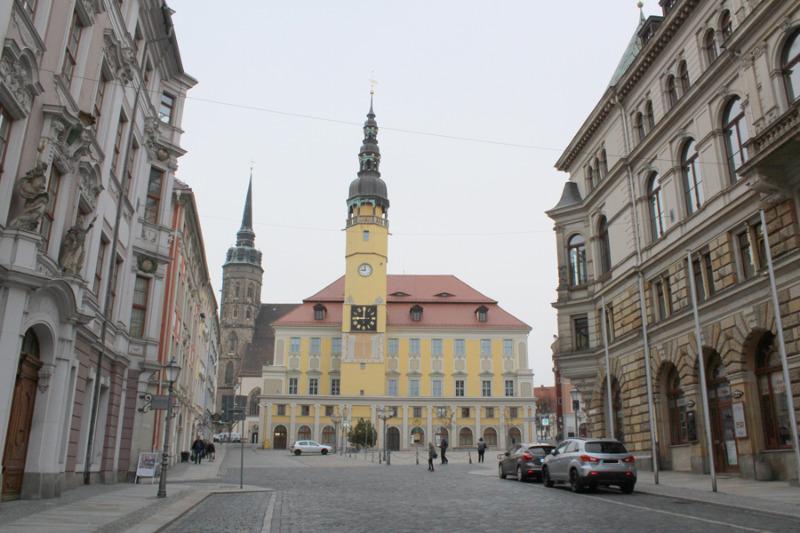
<box><xmin>229</xmin><ymin>408</ymin><xmax>246</xmax><ymax>422</ymax></box>
<box><xmin>151</xmin><ymin>395</ymin><xmax>169</xmax><ymax>410</ymax></box>
<box><xmin>135</xmin><ymin>452</ymin><xmax>158</xmax><ymax>484</ymax></box>
<box><xmin>541</xmin><ymin>418</ymin><xmax>549</xmax><ymax>426</ymax></box>
<box><xmin>732</xmin><ymin>402</ymin><xmax>748</xmax><ymax>438</ymax></box>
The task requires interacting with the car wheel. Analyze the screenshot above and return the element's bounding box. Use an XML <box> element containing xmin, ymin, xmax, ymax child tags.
<box><xmin>294</xmin><ymin>450</ymin><xmax>302</xmax><ymax>456</ymax></box>
<box><xmin>517</xmin><ymin>465</ymin><xmax>526</xmax><ymax>482</ymax></box>
<box><xmin>498</xmin><ymin>464</ymin><xmax>507</xmax><ymax>479</ymax></box>
<box><xmin>321</xmin><ymin>449</ymin><xmax>328</xmax><ymax>455</ymax></box>
<box><xmin>621</xmin><ymin>482</ymin><xmax>635</xmax><ymax>494</ymax></box>
<box><xmin>542</xmin><ymin>467</ymin><xmax>554</xmax><ymax>488</ymax></box>
<box><xmin>569</xmin><ymin>469</ymin><xmax>585</xmax><ymax>493</ymax></box>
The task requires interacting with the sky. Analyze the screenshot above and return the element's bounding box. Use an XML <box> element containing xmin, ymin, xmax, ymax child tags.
<box><xmin>166</xmin><ymin>1</ymin><xmax>652</xmax><ymax>386</ymax></box>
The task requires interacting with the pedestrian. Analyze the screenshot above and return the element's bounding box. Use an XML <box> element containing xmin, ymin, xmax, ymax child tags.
<box><xmin>192</xmin><ymin>436</ymin><xmax>204</xmax><ymax>464</ymax></box>
<box><xmin>477</xmin><ymin>437</ymin><xmax>487</xmax><ymax>463</ymax></box>
<box><xmin>427</xmin><ymin>442</ymin><xmax>436</xmax><ymax>471</ymax></box>
<box><xmin>440</xmin><ymin>436</ymin><xmax>448</xmax><ymax>464</ymax></box>
<box><xmin>206</xmin><ymin>440</ymin><xmax>216</xmax><ymax>462</ymax></box>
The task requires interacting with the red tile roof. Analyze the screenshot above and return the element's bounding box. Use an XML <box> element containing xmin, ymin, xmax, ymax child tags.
<box><xmin>272</xmin><ymin>275</ymin><xmax>529</xmax><ymax>330</ymax></box>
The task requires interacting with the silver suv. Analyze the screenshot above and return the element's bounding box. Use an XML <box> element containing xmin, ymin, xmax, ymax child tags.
<box><xmin>541</xmin><ymin>438</ymin><xmax>636</xmax><ymax>493</ymax></box>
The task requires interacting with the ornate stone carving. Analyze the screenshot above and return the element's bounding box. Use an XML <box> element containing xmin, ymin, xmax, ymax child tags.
<box><xmin>0</xmin><ymin>53</ymin><xmax>34</xmax><ymax>116</ymax></box>
<box><xmin>59</xmin><ymin>215</ymin><xmax>96</xmax><ymax>275</ymax></box>
<box><xmin>144</xmin><ymin>117</ymin><xmax>161</xmax><ymax>159</ymax></box>
<box><xmin>103</xmin><ymin>31</ymin><xmax>136</xmax><ymax>85</ymax></box>
<box><xmin>141</xmin><ymin>226</ymin><xmax>158</xmax><ymax>243</ymax></box>
<box><xmin>9</xmin><ymin>163</ymin><xmax>49</xmax><ymax>231</ymax></box>
<box><xmin>78</xmin><ymin>165</ymin><xmax>102</xmax><ymax>211</ymax></box>
<box><xmin>38</xmin><ymin>364</ymin><xmax>55</xmax><ymax>393</ymax></box>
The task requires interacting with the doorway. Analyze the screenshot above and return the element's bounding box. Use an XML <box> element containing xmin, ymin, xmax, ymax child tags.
<box><xmin>387</xmin><ymin>427</ymin><xmax>400</xmax><ymax>451</ymax></box>
<box><xmin>2</xmin><ymin>330</ymin><xmax>42</xmax><ymax>501</ymax></box>
<box><xmin>707</xmin><ymin>353</ymin><xmax>739</xmax><ymax>473</ymax></box>
<box><xmin>273</xmin><ymin>425</ymin><xmax>287</xmax><ymax>449</ymax></box>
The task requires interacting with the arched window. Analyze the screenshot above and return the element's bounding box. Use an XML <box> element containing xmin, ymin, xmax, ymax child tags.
<box><xmin>704</xmin><ymin>29</ymin><xmax>718</xmax><ymax>65</ymax></box>
<box><xmin>459</xmin><ymin>427</ymin><xmax>473</xmax><ymax>446</ymax></box>
<box><xmin>411</xmin><ymin>426</ymin><xmax>425</xmax><ymax>446</ymax></box>
<box><xmin>719</xmin><ymin>10</ymin><xmax>732</xmax><ymax>41</ymax></box>
<box><xmin>666</xmin><ymin>75</ymin><xmax>678</xmax><ymax>108</ymax></box>
<box><xmin>666</xmin><ymin>366</ymin><xmax>688</xmax><ymax>444</ymax></box>
<box><xmin>600</xmin><ymin>149</ymin><xmax>608</xmax><ymax>176</ymax></box>
<box><xmin>598</xmin><ymin>216</ymin><xmax>611</xmax><ymax>276</ymax></box>
<box><xmin>756</xmin><ymin>333</ymin><xmax>792</xmax><ymax>449</ymax></box>
<box><xmin>593</xmin><ymin>157</ymin><xmax>602</xmax><ymax>180</ymax></box>
<box><xmin>613</xmin><ymin>380</ymin><xmax>624</xmax><ymax>443</ymax></box>
<box><xmin>586</xmin><ymin>166</ymin><xmax>594</xmax><ymax>191</ymax></box>
<box><xmin>635</xmin><ymin>112</ymin><xmax>645</xmax><ymax>143</ymax></box>
<box><xmin>723</xmin><ymin>97</ymin><xmax>749</xmax><ymax>183</ymax></box>
<box><xmin>248</xmin><ymin>387</ymin><xmax>261</xmax><ymax>416</ymax></box>
<box><xmin>247</xmin><ymin>285</ymin><xmax>254</xmax><ymax>299</ymax></box>
<box><xmin>647</xmin><ymin>172</ymin><xmax>665</xmax><ymax>241</ymax></box>
<box><xmin>483</xmin><ymin>427</ymin><xmax>497</xmax><ymax>446</ymax></box>
<box><xmin>508</xmin><ymin>427</ymin><xmax>521</xmax><ymax>447</ymax></box>
<box><xmin>645</xmin><ymin>100</ymin><xmax>655</xmax><ymax>130</ymax></box>
<box><xmin>298</xmin><ymin>425</ymin><xmax>312</xmax><ymax>441</ymax></box>
<box><xmin>783</xmin><ymin>30</ymin><xmax>800</xmax><ymax>103</ymax></box>
<box><xmin>681</xmin><ymin>139</ymin><xmax>704</xmax><ymax>215</ymax></box>
<box><xmin>678</xmin><ymin>61</ymin><xmax>690</xmax><ymax>94</ymax></box>
<box><xmin>225</xmin><ymin>361</ymin><xmax>234</xmax><ymax>384</ymax></box>
<box><xmin>567</xmin><ymin>234</ymin><xmax>587</xmax><ymax>286</ymax></box>
<box><xmin>321</xmin><ymin>426</ymin><xmax>336</xmax><ymax>446</ymax></box>
<box><xmin>228</xmin><ymin>332</ymin><xmax>237</xmax><ymax>352</ymax></box>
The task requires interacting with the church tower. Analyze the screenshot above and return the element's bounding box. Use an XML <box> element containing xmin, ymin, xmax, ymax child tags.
<box><xmin>340</xmin><ymin>94</ymin><xmax>390</xmax><ymax>395</ymax></box>
<box><xmin>217</xmin><ymin>176</ymin><xmax>263</xmax><ymax>413</ymax></box>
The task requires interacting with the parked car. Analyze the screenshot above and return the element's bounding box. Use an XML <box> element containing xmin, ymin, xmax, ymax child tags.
<box><xmin>289</xmin><ymin>440</ymin><xmax>332</xmax><ymax>455</ymax></box>
<box><xmin>498</xmin><ymin>443</ymin><xmax>555</xmax><ymax>482</ymax></box>
<box><xmin>541</xmin><ymin>438</ymin><xmax>636</xmax><ymax>494</ymax></box>
<box><xmin>212</xmin><ymin>433</ymin><xmax>223</xmax><ymax>442</ymax></box>
<box><xmin>230</xmin><ymin>432</ymin><xmax>241</xmax><ymax>443</ymax></box>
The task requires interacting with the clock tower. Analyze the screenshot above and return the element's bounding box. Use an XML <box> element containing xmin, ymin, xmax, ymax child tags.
<box><xmin>341</xmin><ymin>94</ymin><xmax>389</xmax><ymax>395</ymax></box>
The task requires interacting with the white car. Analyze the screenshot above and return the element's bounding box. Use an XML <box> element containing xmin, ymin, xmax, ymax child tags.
<box><xmin>289</xmin><ymin>440</ymin><xmax>332</xmax><ymax>455</ymax></box>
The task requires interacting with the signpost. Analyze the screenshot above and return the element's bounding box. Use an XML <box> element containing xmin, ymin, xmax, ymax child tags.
<box><xmin>229</xmin><ymin>407</ymin><xmax>245</xmax><ymax>489</ymax></box>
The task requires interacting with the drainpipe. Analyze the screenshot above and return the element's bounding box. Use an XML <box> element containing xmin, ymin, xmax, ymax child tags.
<box><xmin>613</xmin><ymin>91</ymin><xmax>659</xmax><ymax>483</ymax></box>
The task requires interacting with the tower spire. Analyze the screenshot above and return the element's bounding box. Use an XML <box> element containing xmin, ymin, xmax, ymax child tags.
<box><xmin>347</xmin><ymin>92</ymin><xmax>389</xmax><ymax>212</ymax></box>
<box><xmin>236</xmin><ymin>173</ymin><xmax>255</xmax><ymax>248</ymax></box>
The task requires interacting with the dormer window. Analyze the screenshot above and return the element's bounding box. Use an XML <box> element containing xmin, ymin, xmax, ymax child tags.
<box><xmin>391</xmin><ymin>291</ymin><xmax>410</xmax><ymax>297</ymax></box>
<box><xmin>410</xmin><ymin>305</ymin><xmax>423</xmax><ymax>322</ymax></box>
<box><xmin>476</xmin><ymin>305</ymin><xmax>489</xmax><ymax>323</ymax></box>
<box><xmin>313</xmin><ymin>303</ymin><xmax>326</xmax><ymax>321</ymax></box>
<box><xmin>435</xmin><ymin>292</ymin><xmax>454</xmax><ymax>297</ymax></box>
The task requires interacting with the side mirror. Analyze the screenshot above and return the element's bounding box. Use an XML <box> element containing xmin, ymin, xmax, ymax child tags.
<box><xmin>550</xmin><ymin>449</ymin><xmax>558</xmax><ymax>456</ymax></box>
<box><xmin>504</xmin><ymin>451</ymin><xmax>510</xmax><ymax>456</ymax></box>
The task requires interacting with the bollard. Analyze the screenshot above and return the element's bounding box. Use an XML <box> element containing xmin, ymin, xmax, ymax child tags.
<box><xmin>469</xmin><ymin>452</ymin><xmax>472</xmax><ymax>464</ymax></box>
<box><xmin>416</xmin><ymin>448</ymin><xmax>419</xmax><ymax>465</ymax></box>
<box><xmin>387</xmin><ymin>450</ymin><xmax>391</xmax><ymax>465</ymax></box>
<box><xmin>379</xmin><ymin>451</ymin><xmax>382</xmax><ymax>464</ymax></box>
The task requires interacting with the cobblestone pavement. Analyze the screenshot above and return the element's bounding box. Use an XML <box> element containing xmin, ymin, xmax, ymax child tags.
<box><xmin>160</xmin><ymin>491</ymin><xmax>272</xmax><ymax>533</ymax></box>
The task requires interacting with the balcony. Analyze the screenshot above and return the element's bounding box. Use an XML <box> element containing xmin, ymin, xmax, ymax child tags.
<box><xmin>345</xmin><ymin>215</ymin><xmax>389</xmax><ymax>229</ymax></box>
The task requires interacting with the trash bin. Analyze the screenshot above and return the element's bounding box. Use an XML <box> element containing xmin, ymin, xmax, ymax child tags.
<box><xmin>181</xmin><ymin>451</ymin><xmax>190</xmax><ymax>463</ymax></box>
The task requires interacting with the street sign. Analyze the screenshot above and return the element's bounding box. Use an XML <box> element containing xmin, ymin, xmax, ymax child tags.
<box><xmin>541</xmin><ymin>418</ymin><xmax>549</xmax><ymax>426</ymax></box>
<box><xmin>229</xmin><ymin>408</ymin><xmax>245</xmax><ymax>421</ymax></box>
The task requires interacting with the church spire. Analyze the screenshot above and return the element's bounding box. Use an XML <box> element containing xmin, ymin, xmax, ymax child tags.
<box><xmin>347</xmin><ymin>92</ymin><xmax>389</xmax><ymax>212</ymax></box>
<box><xmin>236</xmin><ymin>173</ymin><xmax>255</xmax><ymax>248</ymax></box>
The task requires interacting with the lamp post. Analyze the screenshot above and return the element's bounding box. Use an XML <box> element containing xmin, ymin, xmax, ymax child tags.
<box><xmin>377</xmin><ymin>407</ymin><xmax>391</xmax><ymax>463</ymax></box>
<box><xmin>570</xmin><ymin>388</ymin><xmax>580</xmax><ymax>438</ymax></box>
<box><xmin>330</xmin><ymin>414</ymin><xmax>340</xmax><ymax>454</ymax></box>
<box><xmin>157</xmin><ymin>359</ymin><xmax>181</xmax><ymax>498</ymax></box>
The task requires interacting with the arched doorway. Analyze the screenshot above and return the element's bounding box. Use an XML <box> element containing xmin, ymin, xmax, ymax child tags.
<box><xmin>273</xmin><ymin>425</ymin><xmax>288</xmax><ymax>449</ymax></box>
<box><xmin>387</xmin><ymin>427</ymin><xmax>400</xmax><ymax>451</ymax></box>
<box><xmin>2</xmin><ymin>329</ymin><xmax>42</xmax><ymax>501</ymax></box>
<box><xmin>459</xmin><ymin>427</ymin><xmax>474</xmax><ymax>447</ymax></box>
<box><xmin>707</xmin><ymin>352</ymin><xmax>738</xmax><ymax>472</ymax></box>
<box><xmin>297</xmin><ymin>425</ymin><xmax>311</xmax><ymax>441</ymax></box>
<box><xmin>507</xmin><ymin>427</ymin><xmax>521</xmax><ymax>448</ymax></box>
<box><xmin>410</xmin><ymin>427</ymin><xmax>424</xmax><ymax>446</ymax></box>
<box><xmin>483</xmin><ymin>427</ymin><xmax>497</xmax><ymax>447</ymax></box>
<box><xmin>321</xmin><ymin>426</ymin><xmax>335</xmax><ymax>446</ymax></box>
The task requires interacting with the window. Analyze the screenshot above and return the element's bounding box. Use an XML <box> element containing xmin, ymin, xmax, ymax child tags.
<box><xmin>0</xmin><ymin>106</ymin><xmax>12</xmax><ymax>176</ymax></box>
<box><xmin>431</xmin><ymin>338</ymin><xmax>442</xmax><ymax>356</ymax></box>
<box><xmin>678</xmin><ymin>61</ymin><xmax>690</xmax><ymax>94</ymax></box>
<box><xmin>330</xmin><ymin>378</ymin><xmax>340</xmax><ymax>395</ymax></box>
<box><xmin>332</xmin><ymin>337</ymin><xmax>341</xmax><ymax>354</ymax></box>
<box><xmin>159</xmin><ymin>93</ymin><xmax>175</xmax><ymax>124</ymax></box>
<box><xmin>574</xmin><ymin>316</ymin><xmax>589</xmax><ymax>350</ymax></box>
<box><xmin>666</xmin><ymin>75</ymin><xmax>678</xmax><ymax>108</ymax></box>
<box><xmin>598</xmin><ymin>216</ymin><xmax>611</xmax><ymax>275</ymax></box>
<box><xmin>783</xmin><ymin>29</ymin><xmax>800</xmax><ymax>102</ymax></box>
<box><xmin>288</xmin><ymin>378</ymin><xmax>298</xmax><ymax>394</ymax></box>
<box><xmin>277</xmin><ymin>404</ymin><xmax>286</xmax><ymax>416</ymax></box>
<box><xmin>110</xmin><ymin>113</ymin><xmax>126</xmax><ymax>176</ymax></box>
<box><xmin>455</xmin><ymin>380</ymin><xmax>465</xmax><ymax>397</ymax></box>
<box><xmin>388</xmin><ymin>338</ymin><xmax>398</xmax><ymax>355</ymax></box>
<box><xmin>409</xmin><ymin>379</ymin><xmax>419</xmax><ymax>397</ymax></box>
<box><xmin>93</xmin><ymin>236</ymin><xmax>108</xmax><ymax>294</ymax></box>
<box><xmin>481</xmin><ymin>380</ymin><xmax>492</xmax><ymax>397</ymax></box>
<box><xmin>690</xmin><ymin>252</ymin><xmax>715</xmax><ymax>303</ymax></box>
<box><xmin>635</xmin><ymin>112</ymin><xmax>645</xmax><ymax>143</ymax></box>
<box><xmin>363</xmin><ymin>230</ymin><xmax>369</xmax><ymax>241</ymax></box>
<box><xmin>413</xmin><ymin>407</ymin><xmax>422</xmax><ymax>418</ymax></box>
<box><xmin>461</xmin><ymin>407</ymin><xmax>470</xmax><ymax>418</ymax></box>
<box><xmin>93</xmin><ymin>68</ymin><xmax>108</xmax><ymax>131</ymax></box>
<box><xmin>645</xmin><ymin>100</ymin><xmax>655</xmax><ymax>130</ymax></box>
<box><xmin>410</xmin><ymin>305</ymin><xmax>422</xmax><ymax>322</ymax></box>
<box><xmin>738</xmin><ymin>221</ymin><xmax>765</xmax><ymax>280</ymax></box>
<box><xmin>502</xmin><ymin>339</ymin><xmax>513</xmax><ymax>356</ymax></box>
<box><xmin>600</xmin><ymin>149</ymin><xmax>608</xmax><ymax>177</ymax></box>
<box><xmin>62</xmin><ymin>12</ymin><xmax>82</xmax><ymax>87</ymax></box>
<box><xmin>647</xmin><ymin>172</ymin><xmax>665</xmax><ymax>241</ymax></box>
<box><xmin>248</xmin><ymin>390</ymin><xmax>260</xmax><ymax>416</ymax></box>
<box><xmin>308</xmin><ymin>378</ymin><xmax>318</xmax><ymax>395</ymax></box>
<box><xmin>737</xmin><ymin>229</ymin><xmax>755</xmax><ymax>280</ymax></box>
<box><xmin>454</xmin><ymin>339</ymin><xmax>465</xmax><ymax>355</ymax></box>
<box><xmin>654</xmin><ymin>274</ymin><xmax>672</xmax><ymax>321</ymax></box>
<box><xmin>477</xmin><ymin>307</ymin><xmax>487</xmax><ymax>322</ymax></box>
<box><xmin>108</xmin><ymin>256</ymin><xmax>123</xmax><ymax>319</ymax></box>
<box><xmin>485</xmin><ymin>407</ymin><xmax>495</xmax><ymax>418</ymax></box>
<box><xmin>586</xmin><ymin>166</ymin><xmax>594</xmax><ymax>191</ymax></box>
<box><xmin>130</xmin><ymin>276</ymin><xmax>149</xmax><ymax>337</ymax></box>
<box><xmin>290</xmin><ymin>337</ymin><xmax>301</xmax><ymax>353</ymax></box>
<box><xmin>432</xmin><ymin>380</ymin><xmax>442</xmax><ymax>397</ymax></box>
<box><xmin>325</xmin><ymin>405</ymin><xmax>334</xmax><ymax>416</ymax></box>
<box><xmin>719</xmin><ymin>10</ymin><xmax>732</xmax><ymax>41</ymax></box>
<box><xmin>756</xmin><ymin>333</ymin><xmax>792</xmax><ymax>449</ymax></box>
<box><xmin>301</xmin><ymin>406</ymin><xmax>310</xmax><ymax>417</ymax></box>
<box><xmin>681</xmin><ymin>139</ymin><xmax>704</xmax><ymax>215</ymax></box>
<box><xmin>39</xmin><ymin>168</ymin><xmax>61</xmax><ymax>250</ymax></box>
<box><xmin>508</xmin><ymin>407</ymin><xmax>518</xmax><ymax>419</ymax></box>
<box><xmin>310</xmin><ymin>337</ymin><xmax>320</xmax><ymax>354</ymax></box>
<box><xmin>666</xmin><ymin>366</ymin><xmax>688</xmax><ymax>444</ymax></box>
<box><xmin>436</xmin><ymin>407</ymin><xmax>448</xmax><ymax>418</ymax></box>
<box><xmin>567</xmin><ymin>234</ymin><xmax>587</xmax><ymax>285</ymax></box>
<box><xmin>504</xmin><ymin>380</ymin><xmax>514</xmax><ymax>397</ymax></box>
<box><xmin>723</xmin><ymin>97</ymin><xmax>749</xmax><ymax>183</ymax></box>
<box><xmin>314</xmin><ymin>304</ymin><xmax>326</xmax><ymax>320</ymax></box>
<box><xmin>387</xmin><ymin>379</ymin><xmax>398</xmax><ymax>396</ymax></box>
<box><xmin>228</xmin><ymin>333</ymin><xmax>237</xmax><ymax>352</ymax></box>
<box><xmin>601</xmin><ymin>304</ymin><xmax>614</xmax><ymax>343</ymax></box>
<box><xmin>409</xmin><ymin>338</ymin><xmax>420</xmax><ymax>355</ymax></box>
<box><xmin>480</xmin><ymin>339</ymin><xmax>491</xmax><ymax>356</ymax></box>
<box><xmin>704</xmin><ymin>29</ymin><xmax>718</xmax><ymax>65</ymax></box>
<box><xmin>124</xmin><ymin>143</ymin><xmax>137</xmax><ymax>195</ymax></box>
<box><xmin>144</xmin><ymin>167</ymin><xmax>164</xmax><ymax>224</ymax></box>
<box><xmin>593</xmin><ymin>157</ymin><xmax>602</xmax><ymax>181</ymax></box>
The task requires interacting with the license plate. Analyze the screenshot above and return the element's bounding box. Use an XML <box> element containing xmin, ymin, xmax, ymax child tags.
<box><xmin>603</xmin><ymin>459</ymin><xmax>619</xmax><ymax>464</ymax></box>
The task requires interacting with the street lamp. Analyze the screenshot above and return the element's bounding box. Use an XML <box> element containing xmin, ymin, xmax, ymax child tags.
<box><xmin>157</xmin><ymin>359</ymin><xmax>181</xmax><ymax>498</ymax></box>
<box><xmin>376</xmin><ymin>407</ymin><xmax>391</xmax><ymax>463</ymax></box>
<box><xmin>330</xmin><ymin>413</ymin><xmax>341</xmax><ymax>454</ymax></box>
<box><xmin>570</xmin><ymin>388</ymin><xmax>580</xmax><ymax>438</ymax></box>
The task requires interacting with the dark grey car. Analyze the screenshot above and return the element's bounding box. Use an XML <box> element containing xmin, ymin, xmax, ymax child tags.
<box><xmin>541</xmin><ymin>438</ymin><xmax>636</xmax><ymax>493</ymax></box>
<box><xmin>498</xmin><ymin>444</ymin><xmax>555</xmax><ymax>482</ymax></box>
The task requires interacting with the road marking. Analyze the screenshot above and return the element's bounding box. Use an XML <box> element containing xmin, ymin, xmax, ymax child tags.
<box><xmin>598</xmin><ymin>497</ymin><xmax>770</xmax><ymax>532</ymax></box>
<box><xmin>261</xmin><ymin>492</ymin><xmax>276</xmax><ymax>533</ymax></box>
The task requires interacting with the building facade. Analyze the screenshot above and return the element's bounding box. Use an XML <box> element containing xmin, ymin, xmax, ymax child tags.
<box><xmin>0</xmin><ymin>0</ymin><xmax>201</xmax><ymax>500</ymax></box>
<box><xmin>548</xmin><ymin>0</ymin><xmax>800</xmax><ymax>481</ymax></box>
<box><xmin>259</xmin><ymin>98</ymin><xmax>534</xmax><ymax>452</ymax></box>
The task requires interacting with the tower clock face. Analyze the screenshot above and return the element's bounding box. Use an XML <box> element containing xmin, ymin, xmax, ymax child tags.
<box><xmin>358</xmin><ymin>263</ymin><xmax>372</xmax><ymax>277</ymax></box>
<box><xmin>350</xmin><ymin>305</ymin><xmax>377</xmax><ymax>331</ymax></box>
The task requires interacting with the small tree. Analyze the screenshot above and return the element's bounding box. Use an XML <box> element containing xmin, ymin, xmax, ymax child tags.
<box><xmin>347</xmin><ymin>418</ymin><xmax>377</xmax><ymax>448</ymax></box>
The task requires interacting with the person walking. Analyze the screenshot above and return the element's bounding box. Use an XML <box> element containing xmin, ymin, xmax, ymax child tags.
<box><xmin>477</xmin><ymin>437</ymin><xmax>487</xmax><ymax>463</ymax></box>
<box><xmin>192</xmin><ymin>436</ymin><xmax>204</xmax><ymax>464</ymax></box>
<box><xmin>440</xmin><ymin>436</ymin><xmax>448</xmax><ymax>464</ymax></box>
<box><xmin>427</xmin><ymin>442</ymin><xmax>436</xmax><ymax>471</ymax></box>
<box><xmin>206</xmin><ymin>440</ymin><xmax>216</xmax><ymax>462</ymax></box>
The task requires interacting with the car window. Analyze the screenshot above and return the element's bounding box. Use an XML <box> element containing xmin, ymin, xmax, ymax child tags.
<box><xmin>555</xmin><ymin>441</ymin><xmax>569</xmax><ymax>454</ymax></box>
<box><xmin>566</xmin><ymin>441</ymin><xmax>580</xmax><ymax>453</ymax></box>
<box><xmin>529</xmin><ymin>446</ymin><xmax>552</xmax><ymax>456</ymax></box>
<box><xmin>585</xmin><ymin>441</ymin><xmax>628</xmax><ymax>454</ymax></box>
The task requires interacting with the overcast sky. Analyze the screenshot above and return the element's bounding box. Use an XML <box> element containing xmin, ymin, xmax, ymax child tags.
<box><xmin>166</xmin><ymin>1</ymin><xmax>652</xmax><ymax>386</ymax></box>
